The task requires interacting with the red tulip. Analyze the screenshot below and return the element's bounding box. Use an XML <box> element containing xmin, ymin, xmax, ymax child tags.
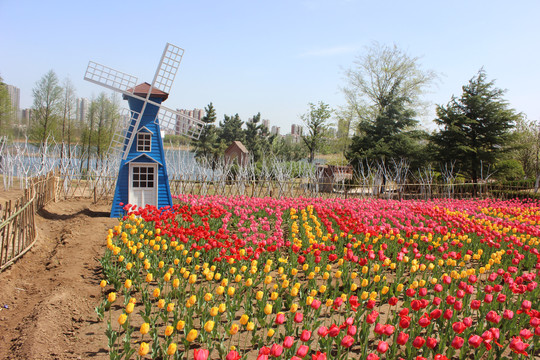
<box><xmin>366</xmin><ymin>354</ymin><xmax>380</xmax><ymax>360</ymax></box>
<box><xmin>341</xmin><ymin>335</ymin><xmax>354</xmax><ymax>348</ymax></box>
<box><xmin>328</xmin><ymin>324</ymin><xmax>340</xmax><ymax>337</ymax></box>
<box><xmin>430</xmin><ymin>309</ymin><xmax>442</xmax><ymax>319</ymax></box>
<box><xmin>294</xmin><ymin>312</ymin><xmax>304</xmax><ymax>323</ymax></box>
<box><xmin>311</xmin><ymin>351</ymin><xmax>327</xmax><ymax>360</ymax></box>
<box><xmin>347</xmin><ymin>325</ymin><xmax>357</xmax><ymax>336</ymax></box>
<box><xmin>486</xmin><ymin>310</ymin><xmax>501</xmax><ymax>324</ymax></box>
<box><xmin>318</xmin><ymin>326</ymin><xmax>328</xmax><ymax>337</ymax></box>
<box><xmin>509</xmin><ymin>337</ymin><xmax>529</xmax><ymax>356</ymax></box>
<box><xmin>468</xmin><ymin>335</ymin><xmax>482</xmax><ymax>348</ymax></box>
<box><xmin>194</xmin><ymin>349</ymin><xmax>209</xmax><ymax>360</ymax></box>
<box><xmin>519</xmin><ymin>329</ymin><xmax>533</xmax><ymax>340</ymax></box>
<box><xmin>376</xmin><ymin>341</ymin><xmax>389</xmax><ymax>354</ymax></box>
<box><xmin>397</xmin><ymin>332</ymin><xmax>409</xmax><ymax>345</ymax></box>
<box><xmin>366</xmin><ymin>311</ymin><xmax>379</xmax><ymax>324</ymax></box>
<box><xmin>443</xmin><ymin>309</ymin><xmax>453</xmax><ymax>320</ymax></box>
<box><xmin>470</xmin><ymin>300</ymin><xmax>481</xmax><ymax>311</ymax></box>
<box><xmin>283</xmin><ymin>336</ymin><xmax>294</xmax><ymax>348</ymax></box>
<box><xmin>296</xmin><ymin>345</ymin><xmax>309</xmax><ymax>358</ymax></box>
<box><xmin>300</xmin><ymin>330</ymin><xmax>311</xmax><ymax>342</ymax></box>
<box><xmin>451</xmin><ymin>336</ymin><xmax>464</xmax><ymax>349</ymax></box>
<box><xmin>412</xmin><ymin>336</ymin><xmax>425</xmax><ymax>348</ymax></box>
<box><xmin>425</xmin><ymin>337</ymin><xmax>436</xmax><ymax>349</ymax></box>
<box><xmin>399</xmin><ymin>316</ymin><xmax>411</xmax><ymax>329</ymax></box>
<box><xmin>418</xmin><ymin>314</ymin><xmax>431</xmax><ymax>328</ymax></box>
<box><xmin>275</xmin><ymin>313</ymin><xmax>285</xmax><ymax>325</ymax></box>
<box><xmin>452</xmin><ymin>321</ymin><xmax>466</xmax><ymax>334</ymax></box>
<box><xmin>389</xmin><ymin>297</ymin><xmax>398</xmax><ymax>306</ymax></box>
<box><xmin>226</xmin><ymin>350</ymin><xmax>241</xmax><ymax>360</ymax></box>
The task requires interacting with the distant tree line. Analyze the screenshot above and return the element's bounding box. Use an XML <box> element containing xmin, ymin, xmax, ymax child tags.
<box><xmin>3</xmin><ymin>42</ymin><xmax>538</xmax><ymax>186</ymax></box>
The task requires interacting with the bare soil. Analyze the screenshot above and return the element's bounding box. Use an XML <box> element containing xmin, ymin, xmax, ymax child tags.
<box><xmin>0</xmin><ymin>198</ymin><xmax>117</xmax><ymax>360</ymax></box>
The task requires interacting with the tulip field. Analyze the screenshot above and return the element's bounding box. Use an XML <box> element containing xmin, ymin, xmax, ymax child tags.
<box><xmin>97</xmin><ymin>195</ymin><xmax>540</xmax><ymax>360</ymax></box>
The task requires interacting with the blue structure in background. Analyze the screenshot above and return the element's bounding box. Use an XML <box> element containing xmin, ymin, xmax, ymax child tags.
<box><xmin>110</xmin><ymin>83</ymin><xmax>173</xmax><ymax>217</ymax></box>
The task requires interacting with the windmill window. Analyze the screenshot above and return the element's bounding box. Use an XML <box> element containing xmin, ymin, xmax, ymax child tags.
<box><xmin>132</xmin><ymin>166</ymin><xmax>155</xmax><ymax>188</ymax></box>
<box><xmin>137</xmin><ymin>133</ymin><xmax>151</xmax><ymax>152</ymax></box>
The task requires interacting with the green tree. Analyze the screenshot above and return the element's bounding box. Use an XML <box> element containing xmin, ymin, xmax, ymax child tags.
<box><xmin>510</xmin><ymin>117</ymin><xmax>539</xmax><ymax>180</ymax></box>
<box><xmin>218</xmin><ymin>113</ymin><xmax>244</xmax><ymax>146</ymax></box>
<box><xmin>343</xmin><ymin>42</ymin><xmax>437</xmax><ymax>126</ymax></box>
<box><xmin>342</xmin><ymin>43</ymin><xmax>436</xmax><ymax>169</ymax></box>
<box><xmin>60</xmin><ymin>77</ymin><xmax>77</xmax><ymax>158</ymax></box>
<box><xmin>81</xmin><ymin>93</ymin><xmax>119</xmax><ymax>171</ymax></box>
<box><xmin>0</xmin><ymin>76</ymin><xmax>13</xmax><ymax>137</ymax></box>
<box><xmin>31</xmin><ymin>70</ymin><xmax>63</xmax><ymax>144</ymax></box>
<box><xmin>243</xmin><ymin>112</ymin><xmax>275</xmax><ymax>162</ymax></box>
<box><xmin>432</xmin><ymin>69</ymin><xmax>521</xmax><ymax>185</ymax></box>
<box><xmin>346</xmin><ymin>94</ymin><xmax>428</xmax><ymax>169</ymax></box>
<box><xmin>192</xmin><ymin>102</ymin><xmax>220</xmax><ymax>166</ymax></box>
<box><xmin>301</xmin><ymin>101</ymin><xmax>332</xmax><ymax>163</ymax></box>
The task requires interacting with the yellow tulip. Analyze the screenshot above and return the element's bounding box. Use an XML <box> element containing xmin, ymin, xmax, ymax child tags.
<box><xmin>107</xmin><ymin>292</ymin><xmax>116</xmax><ymax>303</ymax></box>
<box><xmin>167</xmin><ymin>343</ymin><xmax>177</xmax><ymax>356</ymax></box>
<box><xmin>264</xmin><ymin>304</ymin><xmax>273</xmax><ymax>315</ymax></box>
<box><xmin>118</xmin><ymin>313</ymin><xmax>127</xmax><ymax>325</ymax></box>
<box><xmin>176</xmin><ymin>320</ymin><xmax>185</xmax><ymax>331</ymax></box>
<box><xmin>140</xmin><ymin>322</ymin><xmax>150</xmax><ymax>335</ymax></box>
<box><xmin>204</xmin><ymin>320</ymin><xmax>215</xmax><ymax>332</ymax></box>
<box><xmin>186</xmin><ymin>329</ymin><xmax>198</xmax><ymax>342</ymax></box>
<box><xmin>165</xmin><ymin>325</ymin><xmax>174</xmax><ymax>336</ymax></box>
<box><xmin>138</xmin><ymin>342</ymin><xmax>150</xmax><ymax>356</ymax></box>
<box><xmin>126</xmin><ymin>302</ymin><xmax>135</xmax><ymax>314</ymax></box>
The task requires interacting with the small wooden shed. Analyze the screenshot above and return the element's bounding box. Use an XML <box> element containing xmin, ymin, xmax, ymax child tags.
<box><xmin>224</xmin><ymin>141</ymin><xmax>249</xmax><ymax>167</ymax></box>
<box><xmin>317</xmin><ymin>164</ymin><xmax>353</xmax><ymax>192</ymax></box>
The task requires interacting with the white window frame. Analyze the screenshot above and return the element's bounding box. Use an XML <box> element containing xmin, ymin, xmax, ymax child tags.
<box><xmin>137</xmin><ymin>132</ymin><xmax>151</xmax><ymax>152</ymax></box>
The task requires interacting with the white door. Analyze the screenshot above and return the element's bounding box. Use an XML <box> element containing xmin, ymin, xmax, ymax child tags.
<box><xmin>129</xmin><ymin>163</ymin><xmax>158</xmax><ymax>209</ymax></box>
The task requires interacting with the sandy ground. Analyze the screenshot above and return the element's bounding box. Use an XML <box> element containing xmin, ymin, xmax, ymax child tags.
<box><xmin>0</xmin><ymin>198</ymin><xmax>117</xmax><ymax>360</ymax></box>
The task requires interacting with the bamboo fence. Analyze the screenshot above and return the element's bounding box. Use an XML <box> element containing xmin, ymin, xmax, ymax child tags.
<box><xmin>0</xmin><ymin>172</ymin><xmax>57</xmax><ymax>271</ymax></box>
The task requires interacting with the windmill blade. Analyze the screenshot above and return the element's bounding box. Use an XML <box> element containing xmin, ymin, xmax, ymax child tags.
<box><xmin>84</xmin><ymin>61</ymin><xmax>139</xmax><ymax>95</ymax></box>
<box><xmin>151</xmin><ymin>43</ymin><xmax>184</xmax><ymax>94</ymax></box>
<box><xmin>157</xmin><ymin>106</ymin><xmax>205</xmax><ymax>140</ymax></box>
<box><xmin>105</xmin><ymin>108</ymin><xmax>141</xmax><ymax>161</ymax></box>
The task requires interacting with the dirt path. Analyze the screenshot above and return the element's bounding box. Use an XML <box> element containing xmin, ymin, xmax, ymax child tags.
<box><xmin>0</xmin><ymin>198</ymin><xmax>118</xmax><ymax>360</ymax></box>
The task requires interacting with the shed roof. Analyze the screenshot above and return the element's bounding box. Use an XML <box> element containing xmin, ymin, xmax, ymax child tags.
<box><xmin>124</xmin><ymin>82</ymin><xmax>169</xmax><ymax>100</ymax></box>
<box><xmin>225</xmin><ymin>141</ymin><xmax>248</xmax><ymax>154</ymax></box>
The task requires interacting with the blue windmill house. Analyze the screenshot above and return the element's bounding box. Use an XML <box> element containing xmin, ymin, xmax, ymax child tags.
<box><xmin>84</xmin><ymin>43</ymin><xmax>204</xmax><ymax>217</ymax></box>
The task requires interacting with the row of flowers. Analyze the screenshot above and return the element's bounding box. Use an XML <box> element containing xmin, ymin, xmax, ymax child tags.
<box><xmin>96</xmin><ymin>195</ymin><xmax>540</xmax><ymax>359</ymax></box>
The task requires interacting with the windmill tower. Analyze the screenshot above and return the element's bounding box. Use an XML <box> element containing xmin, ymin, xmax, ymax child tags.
<box><xmin>84</xmin><ymin>43</ymin><xmax>204</xmax><ymax>217</ymax></box>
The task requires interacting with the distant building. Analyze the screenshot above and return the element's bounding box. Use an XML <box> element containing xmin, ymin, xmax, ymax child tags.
<box><xmin>262</xmin><ymin>119</ymin><xmax>270</xmax><ymax>130</ymax></box>
<box><xmin>271</xmin><ymin>125</ymin><xmax>280</xmax><ymax>136</ymax></box>
<box><xmin>21</xmin><ymin>108</ymin><xmax>32</xmax><ymax>128</ymax></box>
<box><xmin>76</xmin><ymin>98</ymin><xmax>89</xmax><ymax>123</ymax></box>
<box><xmin>174</xmin><ymin>108</ymin><xmax>205</xmax><ymax>135</ymax></box>
<box><xmin>291</xmin><ymin>124</ymin><xmax>303</xmax><ymax>136</ymax></box>
<box><xmin>5</xmin><ymin>85</ymin><xmax>20</xmax><ymax>113</ymax></box>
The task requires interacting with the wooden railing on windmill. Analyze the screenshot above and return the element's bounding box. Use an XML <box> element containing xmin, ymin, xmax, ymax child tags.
<box><xmin>84</xmin><ymin>43</ymin><xmax>205</xmax><ymax>217</ymax></box>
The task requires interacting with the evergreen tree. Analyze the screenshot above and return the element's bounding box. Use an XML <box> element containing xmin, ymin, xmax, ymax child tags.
<box><xmin>432</xmin><ymin>69</ymin><xmax>521</xmax><ymax>185</ymax></box>
<box><xmin>243</xmin><ymin>112</ymin><xmax>275</xmax><ymax>162</ymax></box>
<box><xmin>346</xmin><ymin>92</ymin><xmax>428</xmax><ymax>169</ymax></box>
<box><xmin>192</xmin><ymin>102</ymin><xmax>220</xmax><ymax>166</ymax></box>
<box><xmin>218</xmin><ymin>113</ymin><xmax>244</xmax><ymax>146</ymax></box>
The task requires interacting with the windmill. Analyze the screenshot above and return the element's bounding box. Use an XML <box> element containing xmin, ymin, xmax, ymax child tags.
<box><xmin>84</xmin><ymin>43</ymin><xmax>204</xmax><ymax>217</ymax></box>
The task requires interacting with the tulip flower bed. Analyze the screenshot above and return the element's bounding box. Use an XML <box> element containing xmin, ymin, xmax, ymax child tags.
<box><xmin>97</xmin><ymin>195</ymin><xmax>540</xmax><ymax>360</ymax></box>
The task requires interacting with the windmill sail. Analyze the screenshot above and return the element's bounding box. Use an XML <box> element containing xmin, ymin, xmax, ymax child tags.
<box><xmin>157</xmin><ymin>106</ymin><xmax>205</xmax><ymax>140</ymax></box>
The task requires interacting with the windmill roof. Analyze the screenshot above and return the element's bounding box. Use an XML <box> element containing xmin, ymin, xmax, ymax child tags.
<box><xmin>125</xmin><ymin>82</ymin><xmax>169</xmax><ymax>100</ymax></box>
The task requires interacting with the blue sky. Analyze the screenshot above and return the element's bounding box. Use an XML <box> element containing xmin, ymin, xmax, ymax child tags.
<box><xmin>1</xmin><ymin>0</ymin><xmax>539</xmax><ymax>133</ymax></box>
